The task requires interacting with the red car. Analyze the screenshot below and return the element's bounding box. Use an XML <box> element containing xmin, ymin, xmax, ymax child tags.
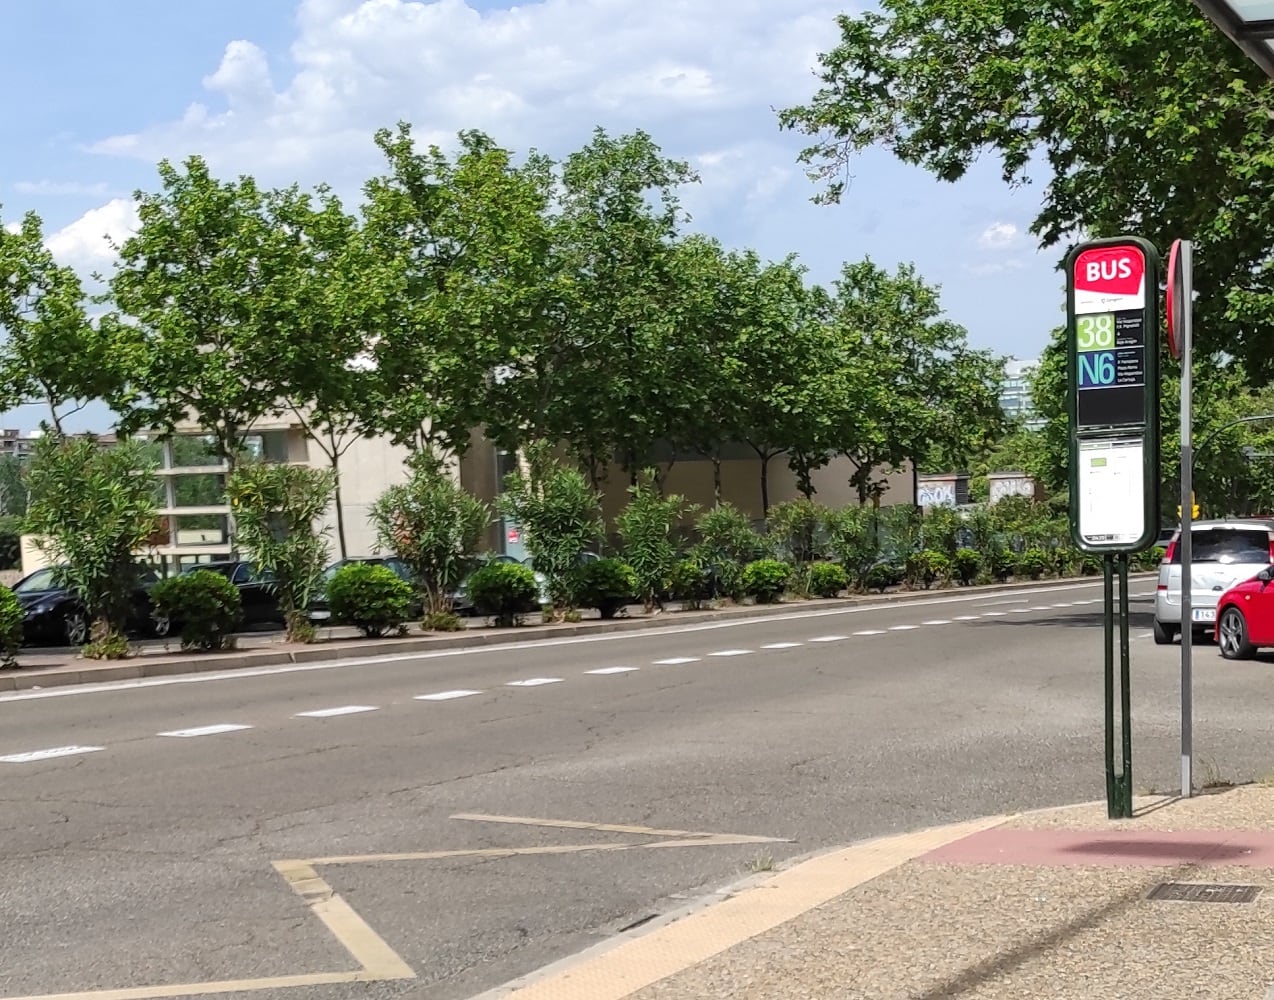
<box><xmin>1215</xmin><ymin>567</ymin><xmax>1274</xmax><ymax>659</ymax></box>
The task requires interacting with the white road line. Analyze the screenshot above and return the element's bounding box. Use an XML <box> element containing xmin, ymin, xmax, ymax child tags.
<box><xmin>586</xmin><ymin>667</ymin><xmax>638</xmax><ymax>675</ymax></box>
<box><xmin>416</xmin><ymin>689</ymin><xmax>483</xmax><ymax>701</ymax></box>
<box><xmin>921</xmin><ymin>620</ymin><xmax>951</xmax><ymax>626</ymax></box>
<box><xmin>853</xmin><ymin>629</ymin><xmax>886</xmax><ymax>636</ymax></box>
<box><xmin>977</xmin><ymin>598</ymin><xmax>1028</xmax><ymax>607</ymax></box>
<box><xmin>982</xmin><ymin>611</ymin><xmax>1007</xmax><ymax>617</ymax></box>
<box><xmin>953</xmin><ymin>615</ymin><xmax>981</xmax><ymax>621</ymax></box>
<box><xmin>809</xmin><ymin>635</ymin><xmax>848</xmax><ymax>643</ymax></box>
<box><xmin>0</xmin><ymin>578</ymin><xmax>1139</xmax><ymax>704</ymax></box>
<box><xmin>295</xmin><ymin>705</ymin><xmax>378</xmax><ymax>718</ymax></box>
<box><xmin>708</xmin><ymin>649</ymin><xmax>752</xmax><ymax>657</ymax></box>
<box><xmin>1030</xmin><ymin>606</ymin><xmax>1055</xmax><ymax>612</ymax></box>
<box><xmin>158</xmin><ymin>724</ymin><xmax>251</xmax><ymax>738</ymax></box>
<box><xmin>0</xmin><ymin>745</ymin><xmax>103</xmax><ymax>763</ymax></box>
<box><xmin>1051</xmin><ymin>603</ymin><xmax>1075</xmax><ymax>608</ymax></box>
<box><xmin>654</xmin><ymin>657</ymin><xmax>700</xmax><ymax>665</ymax></box>
<box><xmin>760</xmin><ymin>642</ymin><xmax>803</xmax><ymax>649</ymax></box>
<box><xmin>1010</xmin><ymin>608</ymin><xmax>1035</xmax><ymax>614</ymax></box>
<box><xmin>507</xmin><ymin>677</ymin><xmax>563</xmax><ymax>687</ymax></box>
<box><xmin>889</xmin><ymin>625</ymin><xmax>918</xmax><ymax>631</ymax></box>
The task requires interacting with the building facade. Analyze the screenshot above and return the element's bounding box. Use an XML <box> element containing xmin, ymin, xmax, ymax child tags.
<box><xmin>1000</xmin><ymin>357</ymin><xmax>1044</xmax><ymax>431</ymax></box>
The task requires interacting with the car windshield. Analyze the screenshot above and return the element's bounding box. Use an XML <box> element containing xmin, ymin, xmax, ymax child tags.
<box><xmin>13</xmin><ymin>568</ymin><xmax>59</xmax><ymax>594</ymax></box>
<box><xmin>1173</xmin><ymin>528</ymin><xmax>1272</xmax><ymax>565</ymax></box>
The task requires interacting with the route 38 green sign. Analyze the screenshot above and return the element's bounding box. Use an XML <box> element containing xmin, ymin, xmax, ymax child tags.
<box><xmin>1065</xmin><ymin>236</ymin><xmax>1161</xmax><ymax>554</ymax></box>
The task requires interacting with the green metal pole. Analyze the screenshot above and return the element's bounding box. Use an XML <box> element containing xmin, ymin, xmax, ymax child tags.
<box><xmin>1117</xmin><ymin>553</ymin><xmax>1134</xmax><ymax>818</ymax></box>
<box><xmin>1103</xmin><ymin>556</ymin><xmax>1117</xmax><ymax>817</ymax></box>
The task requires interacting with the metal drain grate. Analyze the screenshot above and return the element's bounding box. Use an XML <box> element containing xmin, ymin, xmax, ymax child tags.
<box><xmin>1147</xmin><ymin>882</ymin><xmax>1262</xmax><ymax>904</ymax></box>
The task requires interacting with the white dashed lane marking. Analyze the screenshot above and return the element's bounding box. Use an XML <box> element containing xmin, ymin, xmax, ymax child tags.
<box><xmin>0</xmin><ymin>745</ymin><xmax>104</xmax><ymax>763</ymax></box>
<box><xmin>158</xmin><ymin>724</ymin><xmax>251</xmax><ymax>738</ymax></box>
<box><xmin>889</xmin><ymin>625</ymin><xmax>918</xmax><ymax>631</ymax></box>
<box><xmin>586</xmin><ymin>667</ymin><xmax>639</xmax><ymax>675</ymax></box>
<box><xmin>654</xmin><ymin>657</ymin><xmax>700</xmax><ymax>665</ymax></box>
<box><xmin>921</xmin><ymin>620</ymin><xmax>951</xmax><ymax>626</ymax></box>
<box><xmin>761</xmin><ymin>642</ymin><xmax>803</xmax><ymax>649</ymax></box>
<box><xmin>507</xmin><ymin>677</ymin><xmax>564</xmax><ymax>687</ymax></box>
<box><xmin>982</xmin><ymin>611</ymin><xmax>1007</xmax><ymax>617</ymax></box>
<box><xmin>953</xmin><ymin>615</ymin><xmax>980</xmax><ymax>621</ymax></box>
<box><xmin>708</xmin><ymin>649</ymin><xmax>753</xmax><ymax>657</ymax></box>
<box><xmin>809</xmin><ymin>635</ymin><xmax>849</xmax><ymax>643</ymax></box>
<box><xmin>295</xmin><ymin>705</ymin><xmax>379</xmax><ymax>718</ymax></box>
<box><xmin>853</xmin><ymin>629</ymin><xmax>886</xmax><ymax>636</ymax></box>
<box><xmin>416</xmin><ymin>690</ymin><xmax>483</xmax><ymax>701</ymax></box>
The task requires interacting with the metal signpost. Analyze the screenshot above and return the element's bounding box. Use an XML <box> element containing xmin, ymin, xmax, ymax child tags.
<box><xmin>1166</xmin><ymin>239</ymin><xmax>1194</xmax><ymax>798</ymax></box>
<box><xmin>1066</xmin><ymin>237</ymin><xmax>1161</xmax><ymax>819</ymax></box>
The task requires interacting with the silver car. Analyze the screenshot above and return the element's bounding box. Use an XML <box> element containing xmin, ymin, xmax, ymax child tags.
<box><xmin>1153</xmin><ymin>518</ymin><xmax>1274</xmax><ymax>644</ymax></box>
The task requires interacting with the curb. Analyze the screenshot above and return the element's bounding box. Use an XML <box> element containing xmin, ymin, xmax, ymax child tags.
<box><xmin>0</xmin><ymin>572</ymin><xmax>1155</xmax><ymax>693</ymax></box>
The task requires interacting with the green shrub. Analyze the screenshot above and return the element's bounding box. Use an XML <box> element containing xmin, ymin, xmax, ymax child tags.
<box><xmin>150</xmin><ymin>570</ymin><xmax>243</xmax><ymax>651</ymax></box>
<box><xmin>0</xmin><ymin>586</ymin><xmax>21</xmax><ymax>667</ymax></box>
<box><xmin>465</xmin><ymin>561</ymin><xmax>539</xmax><ymax>626</ymax></box>
<box><xmin>423</xmin><ymin>610</ymin><xmax>465</xmax><ymax>632</ymax></box>
<box><xmin>807</xmin><ymin>561</ymin><xmax>848</xmax><ymax>598</ymax></box>
<box><xmin>823</xmin><ymin>506</ymin><xmax>877</xmax><ymax>588</ymax></box>
<box><xmin>906</xmin><ymin>549</ymin><xmax>951</xmax><ymax>590</ymax></box>
<box><xmin>766</xmin><ymin>498</ymin><xmax>826</xmax><ymax>564</ymax></box>
<box><xmin>741</xmin><ymin>559</ymin><xmax>792</xmax><ymax>603</ymax></box>
<box><xmin>987</xmin><ymin>548</ymin><xmax>1015</xmax><ymax>582</ymax></box>
<box><xmin>921</xmin><ymin>507</ymin><xmax>963</xmax><ymax>558</ymax></box>
<box><xmin>327</xmin><ymin>563</ymin><xmax>413</xmax><ymax>638</ymax></box>
<box><xmin>1135</xmin><ymin>546</ymin><xmax>1166</xmax><ymax>572</ymax></box>
<box><xmin>694</xmin><ymin>503</ymin><xmax>765</xmax><ymax>600</ymax></box>
<box><xmin>669</xmin><ymin>557</ymin><xmax>715</xmax><ymax>609</ymax></box>
<box><xmin>616</xmin><ymin>473</ymin><xmax>694</xmax><ymax>613</ymax></box>
<box><xmin>0</xmin><ymin>515</ymin><xmax>21</xmax><ymax>571</ymax></box>
<box><xmin>1016</xmin><ymin>547</ymin><xmax>1051</xmax><ymax>580</ymax></box>
<box><xmin>953</xmin><ymin>548</ymin><xmax>981</xmax><ymax>586</ymax></box>
<box><xmin>1080</xmin><ymin>552</ymin><xmax>1104</xmax><ymax>576</ymax></box>
<box><xmin>864</xmin><ymin>562</ymin><xmax>900</xmax><ymax>593</ymax></box>
<box><xmin>82</xmin><ymin>623</ymin><xmax>132</xmax><ymax>660</ymax></box>
<box><xmin>576</xmin><ymin>558</ymin><xmax>637</xmax><ymax>619</ymax></box>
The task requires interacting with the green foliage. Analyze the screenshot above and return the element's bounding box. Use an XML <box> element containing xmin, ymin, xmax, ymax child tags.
<box><xmin>150</xmin><ymin>570</ymin><xmax>243</xmax><ymax>651</ymax></box>
<box><xmin>953</xmin><ymin>548</ymin><xmax>981</xmax><ymax>586</ymax></box>
<box><xmin>766</xmin><ymin>498</ymin><xmax>825</xmax><ymax>564</ymax></box>
<box><xmin>921</xmin><ymin>506</ymin><xmax>963</xmax><ymax>558</ymax></box>
<box><xmin>0</xmin><ymin>514</ymin><xmax>20</xmax><ymax>570</ymax></box>
<box><xmin>82</xmin><ymin>624</ymin><xmax>132</xmax><ymax>661</ymax></box>
<box><xmin>464</xmin><ymin>561</ymin><xmax>539</xmax><ymax>627</ymax></box>
<box><xmin>1016</xmin><ymin>548</ymin><xmax>1051</xmax><ymax>581</ymax></box>
<box><xmin>423</xmin><ymin>610</ymin><xmax>465</xmax><ymax>632</ymax></box>
<box><xmin>693</xmin><ymin>503</ymin><xmax>765</xmax><ymax>601</ymax></box>
<box><xmin>876</xmin><ymin>504</ymin><xmax>923</xmax><ymax>564</ymax></box>
<box><xmin>616</xmin><ymin>472</ymin><xmax>694</xmax><ymax>612</ymax></box>
<box><xmin>0</xmin><ymin>585</ymin><xmax>21</xmax><ymax>668</ymax></box>
<box><xmin>865</xmin><ymin>561</ymin><xmax>901</xmax><ymax>593</ymax></box>
<box><xmin>1135</xmin><ymin>546</ymin><xmax>1167</xmax><ymax>573</ymax></box>
<box><xmin>227</xmin><ymin>461</ymin><xmax>336</xmax><ymax>642</ymax></box>
<box><xmin>668</xmin><ymin>557</ymin><xmax>714</xmax><ymax>610</ymax></box>
<box><xmin>23</xmin><ymin>435</ymin><xmax>159</xmax><ymax>642</ymax></box>
<box><xmin>807</xmin><ymin>561</ymin><xmax>849</xmax><ymax>598</ymax></box>
<box><xmin>986</xmin><ymin>547</ymin><xmax>1016</xmax><ymax>583</ymax></box>
<box><xmin>497</xmin><ymin>442</ymin><xmax>603</xmax><ymax>615</ymax></box>
<box><xmin>371</xmin><ymin>450</ymin><xmax>491</xmax><ymax>616</ymax></box>
<box><xmin>741</xmin><ymin>559</ymin><xmax>793</xmax><ymax>604</ymax></box>
<box><xmin>575</xmin><ymin>558</ymin><xmax>637</xmax><ymax>619</ymax></box>
<box><xmin>906</xmin><ymin>549</ymin><xmax>950</xmax><ymax>590</ymax></box>
<box><xmin>326</xmin><ymin>563</ymin><xmax>413</xmax><ymax>638</ymax></box>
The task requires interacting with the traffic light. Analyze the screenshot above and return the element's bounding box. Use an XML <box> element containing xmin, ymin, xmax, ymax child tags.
<box><xmin>1177</xmin><ymin>493</ymin><xmax>1200</xmax><ymax>521</ymax></box>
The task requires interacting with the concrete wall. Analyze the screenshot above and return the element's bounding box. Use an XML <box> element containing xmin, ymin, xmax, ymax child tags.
<box><xmin>322</xmin><ymin>434</ymin><xmax>415</xmax><ymax>558</ymax></box>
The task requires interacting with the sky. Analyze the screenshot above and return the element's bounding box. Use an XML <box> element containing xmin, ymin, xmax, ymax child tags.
<box><xmin>0</xmin><ymin>0</ymin><xmax>1065</xmax><ymax>434</ymax></box>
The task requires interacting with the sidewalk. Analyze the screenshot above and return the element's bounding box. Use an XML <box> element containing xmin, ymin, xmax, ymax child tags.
<box><xmin>0</xmin><ymin>572</ymin><xmax>1147</xmax><ymax>692</ymax></box>
<box><xmin>497</xmin><ymin>784</ymin><xmax>1274</xmax><ymax>1000</ymax></box>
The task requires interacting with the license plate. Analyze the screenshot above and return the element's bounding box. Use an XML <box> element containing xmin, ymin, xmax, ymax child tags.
<box><xmin>1191</xmin><ymin>608</ymin><xmax>1215</xmax><ymax>623</ymax></box>
<box><xmin>310</xmin><ymin>610</ymin><xmax>331</xmax><ymax>621</ymax></box>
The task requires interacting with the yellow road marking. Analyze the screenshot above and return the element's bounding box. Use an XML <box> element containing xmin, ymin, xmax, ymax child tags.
<box><xmin>4</xmin><ymin>972</ymin><xmax>368</xmax><ymax>1000</ymax></box>
<box><xmin>272</xmin><ymin>861</ymin><xmax>415</xmax><ymax>980</ymax></box>
<box><xmin>450</xmin><ymin>812</ymin><xmax>787</xmax><ymax>844</ymax></box>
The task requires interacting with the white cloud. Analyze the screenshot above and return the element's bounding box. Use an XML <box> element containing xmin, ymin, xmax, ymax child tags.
<box><xmin>45</xmin><ymin>198</ymin><xmax>138</xmax><ymax>275</ymax></box>
<box><xmin>86</xmin><ymin>0</ymin><xmax>843</xmax><ymax>197</ymax></box>
<box><xmin>3</xmin><ymin>221</ymin><xmax>19</xmax><ymax>235</ymax></box>
<box><xmin>977</xmin><ymin>221</ymin><xmax>1019</xmax><ymax>250</ymax></box>
<box><xmin>965</xmin><ymin>258</ymin><xmax>1026</xmax><ymax>277</ymax></box>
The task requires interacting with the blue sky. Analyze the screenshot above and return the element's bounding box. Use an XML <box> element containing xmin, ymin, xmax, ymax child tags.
<box><xmin>1</xmin><ymin>0</ymin><xmax>1064</xmax><ymax>433</ymax></box>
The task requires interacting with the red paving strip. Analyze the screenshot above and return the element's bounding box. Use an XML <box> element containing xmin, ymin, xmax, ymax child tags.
<box><xmin>919</xmin><ymin>828</ymin><xmax>1274</xmax><ymax>868</ymax></box>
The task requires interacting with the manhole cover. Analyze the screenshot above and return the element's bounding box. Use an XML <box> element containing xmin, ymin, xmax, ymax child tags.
<box><xmin>1147</xmin><ymin>882</ymin><xmax>1261</xmax><ymax>904</ymax></box>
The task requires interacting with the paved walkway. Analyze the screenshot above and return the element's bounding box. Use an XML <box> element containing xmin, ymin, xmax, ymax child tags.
<box><xmin>490</xmin><ymin>784</ymin><xmax>1274</xmax><ymax>1000</ymax></box>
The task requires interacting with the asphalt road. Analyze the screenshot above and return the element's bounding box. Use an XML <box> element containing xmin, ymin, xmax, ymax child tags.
<box><xmin>3</xmin><ymin>577</ymin><xmax>1272</xmax><ymax>1000</ymax></box>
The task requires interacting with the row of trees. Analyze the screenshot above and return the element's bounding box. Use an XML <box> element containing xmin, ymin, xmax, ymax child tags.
<box><xmin>1</xmin><ymin>124</ymin><xmax>1007</xmax><ymax>558</ymax></box>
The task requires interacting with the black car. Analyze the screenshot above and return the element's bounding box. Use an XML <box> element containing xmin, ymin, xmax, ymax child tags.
<box><xmin>182</xmin><ymin>561</ymin><xmax>286</xmax><ymax>628</ymax></box>
<box><xmin>307</xmin><ymin>556</ymin><xmax>422</xmax><ymax>622</ymax></box>
<box><xmin>13</xmin><ymin>566</ymin><xmax>170</xmax><ymax>646</ymax></box>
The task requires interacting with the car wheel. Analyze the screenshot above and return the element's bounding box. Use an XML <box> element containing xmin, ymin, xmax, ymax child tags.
<box><xmin>1152</xmin><ymin>619</ymin><xmax>1177</xmax><ymax>645</ymax></box>
<box><xmin>1218</xmin><ymin>606</ymin><xmax>1256</xmax><ymax>661</ymax></box>
<box><xmin>150</xmin><ymin>615</ymin><xmax>172</xmax><ymax>638</ymax></box>
<box><xmin>63</xmin><ymin>611</ymin><xmax>89</xmax><ymax>646</ymax></box>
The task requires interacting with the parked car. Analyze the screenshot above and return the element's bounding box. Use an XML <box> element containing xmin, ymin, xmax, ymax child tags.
<box><xmin>181</xmin><ymin>561</ymin><xmax>285</xmax><ymax>628</ymax></box>
<box><xmin>1153</xmin><ymin>519</ymin><xmax>1274</xmax><ymax>645</ymax></box>
<box><xmin>12</xmin><ymin>566</ymin><xmax>170</xmax><ymax>646</ymax></box>
<box><xmin>1215</xmin><ymin>567</ymin><xmax>1274</xmax><ymax>659</ymax></box>
<box><xmin>308</xmin><ymin>556</ymin><xmax>421</xmax><ymax>622</ymax></box>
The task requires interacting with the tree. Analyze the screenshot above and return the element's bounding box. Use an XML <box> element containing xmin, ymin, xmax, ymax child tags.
<box><xmin>779</xmin><ymin>0</ymin><xmax>1274</xmax><ymax>380</ymax></box>
<box><xmin>368</xmin><ymin>450</ymin><xmax>490</xmax><ymax>622</ymax></box>
<box><xmin>0</xmin><ymin>207</ymin><xmax>123</xmax><ymax>433</ymax></box>
<box><xmin>616</xmin><ymin>472</ymin><xmax>694</xmax><ymax>612</ymax></box>
<box><xmin>363</xmin><ymin>125</ymin><xmax>554</xmax><ymax>458</ymax></box>
<box><xmin>225</xmin><ymin>461</ymin><xmax>336</xmax><ymax>642</ymax></box>
<box><xmin>23</xmin><ymin>435</ymin><xmax>160</xmax><ymax>655</ymax></box>
<box><xmin>107</xmin><ymin>158</ymin><xmax>303</xmax><ymax>468</ymax></box>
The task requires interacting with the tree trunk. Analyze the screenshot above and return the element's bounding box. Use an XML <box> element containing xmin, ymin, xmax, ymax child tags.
<box><xmin>331</xmin><ymin>456</ymin><xmax>348</xmax><ymax>560</ymax></box>
<box><xmin>760</xmin><ymin>454</ymin><xmax>771</xmax><ymax>516</ymax></box>
<box><xmin>712</xmin><ymin>454</ymin><xmax>723</xmax><ymax>506</ymax></box>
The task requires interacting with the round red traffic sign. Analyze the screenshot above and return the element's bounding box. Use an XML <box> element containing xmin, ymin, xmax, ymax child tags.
<box><xmin>1165</xmin><ymin>239</ymin><xmax>1183</xmax><ymax>360</ymax></box>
